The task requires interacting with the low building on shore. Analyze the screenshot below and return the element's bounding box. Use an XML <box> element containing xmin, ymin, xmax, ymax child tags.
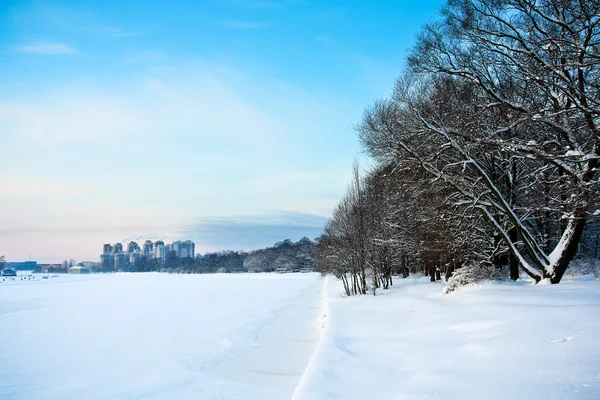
<box><xmin>68</xmin><ymin>266</ymin><xmax>90</xmax><ymax>274</ymax></box>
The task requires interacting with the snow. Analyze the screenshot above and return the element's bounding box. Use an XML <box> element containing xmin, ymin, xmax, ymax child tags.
<box><xmin>0</xmin><ymin>272</ymin><xmax>324</xmax><ymax>400</ymax></box>
<box><xmin>548</xmin><ymin>220</ymin><xmax>576</xmax><ymax>271</ymax></box>
<box><xmin>565</xmin><ymin>149</ymin><xmax>584</xmax><ymax>157</ymax></box>
<box><xmin>4</xmin><ymin>273</ymin><xmax>599</xmax><ymax>399</ymax></box>
<box><xmin>294</xmin><ymin>275</ymin><xmax>600</xmax><ymax>400</ymax></box>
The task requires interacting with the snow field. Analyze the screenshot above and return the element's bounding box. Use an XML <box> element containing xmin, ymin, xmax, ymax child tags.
<box><xmin>0</xmin><ymin>272</ymin><xmax>324</xmax><ymax>400</ymax></box>
<box><xmin>4</xmin><ymin>272</ymin><xmax>599</xmax><ymax>400</ymax></box>
<box><xmin>293</xmin><ymin>275</ymin><xmax>600</xmax><ymax>400</ymax></box>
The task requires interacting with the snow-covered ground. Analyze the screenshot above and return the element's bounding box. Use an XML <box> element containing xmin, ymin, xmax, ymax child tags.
<box><xmin>294</xmin><ymin>275</ymin><xmax>600</xmax><ymax>400</ymax></box>
<box><xmin>0</xmin><ymin>272</ymin><xmax>324</xmax><ymax>400</ymax></box>
<box><xmin>3</xmin><ymin>272</ymin><xmax>599</xmax><ymax>400</ymax></box>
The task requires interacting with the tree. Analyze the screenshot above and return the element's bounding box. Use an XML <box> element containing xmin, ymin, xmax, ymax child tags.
<box><xmin>357</xmin><ymin>0</ymin><xmax>599</xmax><ymax>284</ymax></box>
<box><xmin>165</xmin><ymin>251</ymin><xmax>178</xmax><ymax>269</ymax></box>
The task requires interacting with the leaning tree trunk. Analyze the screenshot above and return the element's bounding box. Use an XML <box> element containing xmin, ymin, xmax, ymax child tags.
<box><xmin>549</xmin><ymin>213</ymin><xmax>588</xmax><ymax>284</ymax></box>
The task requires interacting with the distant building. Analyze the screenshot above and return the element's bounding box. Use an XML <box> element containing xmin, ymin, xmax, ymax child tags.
<box><xmin>100</xmin><ymin>254</ymin><xmax>114</xmax><ymax>271</ymax></box>
<box><xmin>68</xmin><ymin>266</ymin><xmax>90</xmax><ymax>274</ymax></box>
<box><xmin>114</xmin><ymin>253</ymin><xmax>128</xmax><ymax>271</ymax></box>
<box><xmin>130</xmin><ymin>251</ymin><xmax>142</xmax><ymax>265</ymax></box>
<box><xmin>40</xmin><ymin>263</ymin><xmax>62</xmax><ymax>273</ymax></box>
<box><xmin>127</xmin><ymin>241</ymin><xmax>140</xmax><ymax>254</ymax></box>
<box><xmin>142</xmin><ymin>240</ymin><xmax>154</xmax><ymax>257</ymax></box>
<box><xmin>100</xmin><ymin>238</ymin><xmax>196</xmax><ymax>268</ymax></box>
<box><xmin>4</xmin><ymin>261</ymin><xmax>37</xmax><ymax>271</ymax></box>
<box><xmin>154</xmin><ymin>241</ymin><xmax>166</xmax><ymax>260</ymax></box>
<box><xmin>102</xmin><ymin>244</ymin><xmax>114</xmax><ymax>255</ymax></box>
<box><xmin>172</xmin><ymin>240</ymin><xmax>195</xmax><ymax>258</ymax></box>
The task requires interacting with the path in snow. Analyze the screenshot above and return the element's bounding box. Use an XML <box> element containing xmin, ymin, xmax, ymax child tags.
<box><xmin>0</xmin><ymin>272</ymin><xmax>325</xmax><ymax>400</ymax></box>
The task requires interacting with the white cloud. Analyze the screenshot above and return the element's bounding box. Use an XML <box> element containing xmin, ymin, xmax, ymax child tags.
<box><xmin>85</xmin><ymin>25</ymin><xmax>146</xmax><ymax>38</ymax></box>
<box><xmin>243</xmin><ymin>169</ymin><xmax>351</xmax><ymax>194</ymax></box>
<box><xmin>0</xmin><ymin>62</ymin><xmax>359</xmax><ymax>261</ymax></box>
<box><xmin>1</xmin><ymin>178</ymin><xmax>95</xmax><ymax>198</ymax></box>
<box><xmin>0</xmin><ymin>65</ymin><xmax>281</xmax><ymax>143</ymax></box>
<box><xmin>14</xmin><ymin>43</ymin><xmax>75</xmax><ymax>54</ymax></box>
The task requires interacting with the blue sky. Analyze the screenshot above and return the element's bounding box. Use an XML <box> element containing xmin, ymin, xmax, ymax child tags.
<box><xmin>0</xmin><ymin>0</ymin><xmax>444</xmax><ymax>262</ymax></box>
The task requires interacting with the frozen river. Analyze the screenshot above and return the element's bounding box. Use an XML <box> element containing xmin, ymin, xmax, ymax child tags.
<box><xmin>0</xmin><ymin>272</ymin><xmax>324</xmax><ymax>400</ymax></box>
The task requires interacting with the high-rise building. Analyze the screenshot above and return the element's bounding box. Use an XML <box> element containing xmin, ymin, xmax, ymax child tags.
<box><xmin>154</xmin><ymin>241</ymin><xmax>166</xmax><ymax>260</ymax></box>
<box><xmin>130</xmin><ymin>251</ymin><xmax>142</xmax><ymax>265</ymax></box>
<box><xmin>100</xmin><ymin>254</ymin><xmax>114</xmax><ymax>271</ymax></box>
<box><xmin>114</xmin><ymin>252</ymin><xmax>128</xmax><ymax>271</ymax></box>
<box><xmin>114</xmin><ymin>243</ymin><xmax>124</xmax><ymax>254</ymax></box>
<box><xmin>127</xmin><ymin>241</ymin><xmax>140</xmax><ymax>254</ymax></box>
<box><xmin>102</xmin><ymin>244</ymin><xmax>114</xmax><ymax>255</ymax></box>
<box><xmin>172</xmin><ymin>240</ymin><xmax>195</xmax><ymax>258</ymax></box>
<box><xmin>142</xmin><ymin>240</ymin><xmax>154</xmax><ymax>257</ymax></box>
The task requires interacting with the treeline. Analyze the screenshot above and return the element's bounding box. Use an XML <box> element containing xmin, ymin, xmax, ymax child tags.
<box><xmin>317</xmin><ymin>0</ymin><xmax>600</xmax><ymax>295</ymax></box>
<box><xmin>130</xmin><ymin>237</ymin><xmax>317</xmax><ymax>274</ymax></box>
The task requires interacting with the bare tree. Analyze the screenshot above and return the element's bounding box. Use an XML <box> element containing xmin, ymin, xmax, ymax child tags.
<box><xmin>404</xmin><ymin>0</ymin><xmax>600</xmax><ymax>283</ymax></box>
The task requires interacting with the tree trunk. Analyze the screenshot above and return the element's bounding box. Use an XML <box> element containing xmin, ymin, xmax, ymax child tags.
<box><xmin>508</xmin><ymin>227</ymin><xmax>519</xmax><ymax>281</ymax></box>
<box><xmin>360</xmin><ymin>269</ymin><xmax>367</xmax><ymax>295</ymax></box>
<box><xmin>445</xmin><ymin>263</ymin><xmax>455</xmax><ymax>281</ymax></box>
<box><xmin>341</xmin><ymin>274</ymin><xmax>351</xmax><ymax>296</ymax></box>
<box><xmin>550</xmin><ymin>214</ymin><xmax>587</xmax><ymax>284</ymax></box>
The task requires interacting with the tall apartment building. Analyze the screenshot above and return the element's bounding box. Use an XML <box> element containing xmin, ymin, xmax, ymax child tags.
<box><xmin>101</xmin><ymin>239</ymin><xmax>196</xmax><ymax>269</ymax></box>
<box><xmin>142</xmin><ymin>240</ymin><xmax>154</xmax><ymax>257</ymax></box>
<box><xmin>101</xmin><ymin>242</ymin><xmax>127</xmax><ymax>271</ymax></box>
<box><xmin>172</xmin><ymin>240</ymin><xmax>195</xmax><ymax>258</ymax></box>
<box><xmin>114</xmin><ymin>252</ymin><xmax>129</xmax><ymax>270</ymax></box>
<box><xmin>100</xmin><ymin>254</ymin><xmax>114</xmax><ymax>270</ymax></box>
<box><xmin>127</xmin><ymin>241</ymin><xmax>140</xmax><ymax>254</ymax></box>
<box><xmin>130</xmin><ymin>251</ymin><xmax>142</xmax><ymax>265</ymax></box>
<box><xmin>154</xmin><ymin>241</ymin><xmax>166</xmax><ymax>260</ymax></box>
<box><xmin>102</xmin><ymin>244</ymin><xmax>114</xmax><ymax>255</ymax></box>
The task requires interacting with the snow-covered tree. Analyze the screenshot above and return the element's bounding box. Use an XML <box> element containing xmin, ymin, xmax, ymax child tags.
<box><xmin>357</xmin><ymin>0</ymin><xmax>599</xmax><ymax>284</ymax></box>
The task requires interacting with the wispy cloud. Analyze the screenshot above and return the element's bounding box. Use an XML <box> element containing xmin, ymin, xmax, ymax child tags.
<box><xmin>14</xmin><ymin>43</ymin><xmax>75</xmax><ymax>54</ymax></box>
<box><xmin>86</xmin><ymin>25</ymin><xmax>146</xmax><ymax>38</ymax></box>
<box><xmin>0</xmin><ymin>64</ymin><xmax>280</xmax><ymax>143</ymax></box>
<box><xmin>222</xmin><ymin>19</ymin><xmax>274</xmax><ymax>29</ymax></box>
<box><xmin>0</xmin><ymin>61</ymin><xmax>357</xmax><ymax>261</ymax></box>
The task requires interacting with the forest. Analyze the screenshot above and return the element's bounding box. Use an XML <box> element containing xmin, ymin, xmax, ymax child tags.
<box><xmin>316</xmin><ymin>0</ymin><xmax>600</xmax><ymax>295</ymax></box>
<box><xmin>128</xmin><ymin>237</ymin><xmax>316</xmax><ymax>274</ymax></box>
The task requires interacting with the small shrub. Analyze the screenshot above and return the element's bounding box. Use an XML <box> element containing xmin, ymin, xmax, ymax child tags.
<box><xmin>444</xmin><ymin>262</ymin><xmax>502</xmax><ymax>294</ymax></box>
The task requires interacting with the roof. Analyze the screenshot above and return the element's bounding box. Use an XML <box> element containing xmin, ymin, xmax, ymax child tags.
<box><xmin>2</xmin><ymin>269</ymin><xmax>17</xmax><ymax>276</ymax></box>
